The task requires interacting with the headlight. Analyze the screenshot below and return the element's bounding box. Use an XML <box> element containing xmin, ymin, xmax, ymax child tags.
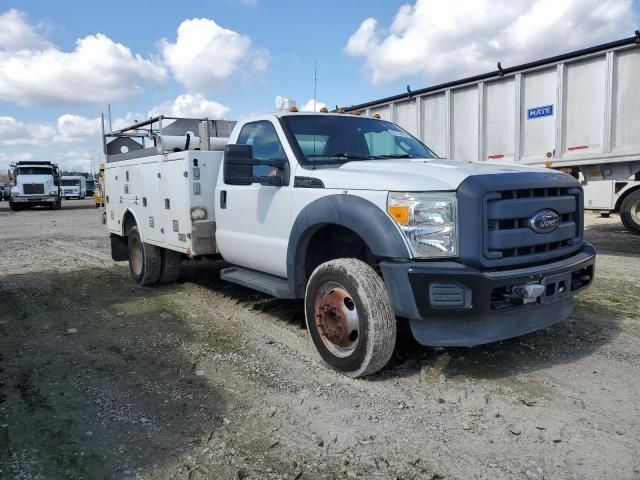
<box><xmin>49</xmin><ymin>190</ymin><xmax>58</xmax><ymax>195</ymax></box>
<box><xmin>387</xmin><ymin>192</ymin><xmax>458</xmax><ymax>258</ymax></box>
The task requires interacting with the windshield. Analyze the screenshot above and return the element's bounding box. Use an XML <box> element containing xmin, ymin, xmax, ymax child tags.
<box><xmin>61</xmin><ymin>179</ymin><xmax>80</xmax><ymax>186</ymax></box>
<box><xmin>17</xmin><ymin>167</ymin><xmax>52</xmax><ymax>176</ymax></box>
<box><xmin>280</xmin><ymin>115</ymin><xmax>436</xmax><ymax>165</ymax></box>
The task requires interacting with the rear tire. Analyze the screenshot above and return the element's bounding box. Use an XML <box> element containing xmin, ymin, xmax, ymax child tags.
<box><xmin>158</xmin><ymin>248</ymin><xmax>182</xmax><ymax>284</ymax></box>
<box><xmin>620</xmin><ymin>190</ymin><xmax>640</xmax><ymax>235</ymax></box>
<box><xmin>127</xmin><ymin>226</ymin><xmax>162</xmax><ymax>286</ymax></box>
<box><xmin>305</xmin><ymin>258</ymin><xmax>396</xmax><ymax>378</ymax></box>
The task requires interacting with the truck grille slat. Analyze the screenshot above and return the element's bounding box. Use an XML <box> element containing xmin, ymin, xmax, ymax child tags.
<box><xmin>23</xmin><ymin>184</ymin><xmax>45</xmax><ymax>194</ymax></box>
<box><xmin>485</xmin><ymin>187</ymin><xmax>581</xmax><ymax>262</ymax></box>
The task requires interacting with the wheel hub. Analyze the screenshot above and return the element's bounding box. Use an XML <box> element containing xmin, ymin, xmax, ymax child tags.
<box><xmin>314</xmin><ymin>282</ymin><xmax>360</xmax><ymax>357</ymax></box>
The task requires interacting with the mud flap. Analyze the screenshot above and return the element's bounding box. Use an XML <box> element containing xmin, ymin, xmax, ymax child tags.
<box><xmin>110</xmin><ymin>234</ymin><xmax>128</xmax><ymax>261</ymax></box>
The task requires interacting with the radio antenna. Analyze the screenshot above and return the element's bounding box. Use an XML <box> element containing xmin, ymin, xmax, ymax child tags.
<box><xmin>313</xmin><ymin>60</ymin><xmax>317</xmax><ymax>112</ymax></box>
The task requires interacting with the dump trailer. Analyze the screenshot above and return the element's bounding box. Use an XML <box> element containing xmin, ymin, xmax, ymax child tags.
<box><xmin>105</xmin><ymin>113</ymin><xmax>594</xmax><ymax>377</ymax></box>
<box><xmin>8</xmin><ymin>161</ymin><xmax>62</xmax><ymax>210</ymax></box>
<box><xmin>343</xmin><ymin>35</ymin><xmax>640</xmax><ymax>234</ymax></box>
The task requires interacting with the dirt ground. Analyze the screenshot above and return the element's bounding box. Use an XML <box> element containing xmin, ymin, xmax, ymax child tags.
<box><xmin>0</xmin><ymin>199</ymin><xmax>639</xmax><ymax>480</ymax></box>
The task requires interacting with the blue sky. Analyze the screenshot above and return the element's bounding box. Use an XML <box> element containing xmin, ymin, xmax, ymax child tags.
<box><xmin>0</xmin><ymin>0</ymin><xmax>638</xmax><ymax>171</ymax></box>
<box><xmin>0</xmin><ymin>0</ymin><xmax>410</xmax><ymax>121</ymax></box>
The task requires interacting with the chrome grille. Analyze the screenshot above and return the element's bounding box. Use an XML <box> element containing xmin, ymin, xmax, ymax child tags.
<box><xmin>485</xmin><ymin>187</ymin><xmax>581</xmax><ymax>261</ymax></box>
<box><xmin>23</xmin><ymin>183</ymin><xmax>44</xmax><ymax>194</ymax></box>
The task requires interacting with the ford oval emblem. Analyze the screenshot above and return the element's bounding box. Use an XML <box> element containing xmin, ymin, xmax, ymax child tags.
<box><xmin>529</xmin><ymin>209</ymin><xmax>560</xmax><ymax>234</ymax></box>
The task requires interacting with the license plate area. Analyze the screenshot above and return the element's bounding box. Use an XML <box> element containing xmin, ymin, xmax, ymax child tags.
<box><xmin>540</xmin><ymin>272</ymin><xmax>572</xmax><ymax>304</ymax></box>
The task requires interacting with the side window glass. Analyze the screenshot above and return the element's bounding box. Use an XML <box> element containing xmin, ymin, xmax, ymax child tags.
<box><xmin>237</xmin><ymin>121</ymin><xmax>287</xmax><ymax>177</ymax></box>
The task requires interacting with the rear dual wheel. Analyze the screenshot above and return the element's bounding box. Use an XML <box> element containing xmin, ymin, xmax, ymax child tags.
<box><xmin>620</xmin><ymin>190</ymin><xmax>640</xmax><ymax>235</ymax></box>
<box><xmin>305</xmin><ymin>258</ymin><xmax>396</xmax><ymax>378</ymax></box>
<box><xmin>127</xmin><ymin>226</ymin><xmax>182</xmax><ymax>286</ymax></box>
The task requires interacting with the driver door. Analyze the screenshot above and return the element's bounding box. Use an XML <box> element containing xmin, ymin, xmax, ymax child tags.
<box><xmin>214</xmin><ymin>119</ymin><xmax>293</xmax><ymax>278</ymax></box>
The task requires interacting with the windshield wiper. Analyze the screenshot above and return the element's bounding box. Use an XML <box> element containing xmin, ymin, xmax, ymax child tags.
<box><xmin>371</xmin><ymin>153</ymin><xmax>414</xmax><ymax>159</ymax></box>
<box><xmin>306</xmin><ymin>152</ymin><xmax>372</xmax><ymax>160</ymax></box>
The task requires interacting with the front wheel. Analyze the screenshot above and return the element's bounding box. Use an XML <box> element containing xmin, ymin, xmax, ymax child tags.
<box><xmin>620</xmin><ymin>190</ymin><xmax>640</xmax><ymax>234</ymax></box>
<box><xmin>305</xmin><ymin>258</ymin><xmax>396</xmax><ymax>378</ymax></box>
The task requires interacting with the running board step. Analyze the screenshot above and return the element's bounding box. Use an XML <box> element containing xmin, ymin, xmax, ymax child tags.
<box><xmin>220</xmin><ymin>267</ymin><xmax>296</xmax><ymax>299</ymax></box>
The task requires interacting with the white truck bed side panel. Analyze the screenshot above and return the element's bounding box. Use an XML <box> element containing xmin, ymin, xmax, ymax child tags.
<box><xmin>451</xmin><ymin>86</ymin><xmax>478</xmax><ymax>162</ymax></box>
<box><xmin>612</xmin><ymin>49</ymin><xmax>640</xmax><ymax>153</ymax></box>
<box><xmin>420</xmin><ymin>93</ymin><xmax>448</xmax><ymax>158</ymax></box>
<box><xmin>520</xmin><ymin>67</ymin><xmax>557</xmax><ymax>163</ymax></box>
<box><xmin>484</xmin><ymin>77</ymin><xmax>516</xmax><ymax>162</ymax></box>
<box><xmin>562</xmin><ymin>56</ymin><xmax>606</xmax><ymax>158</ymax></box>
<box><xmin>395</xmin><ymin>99</ymin><xmax>418</xmax><ymax>136</ymax></box>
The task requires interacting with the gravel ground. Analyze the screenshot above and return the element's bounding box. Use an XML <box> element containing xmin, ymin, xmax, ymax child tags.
<box><xmin>0</xmin><ymin>199</ymin><xmax>639</xmax><ymax>480</ymax></box>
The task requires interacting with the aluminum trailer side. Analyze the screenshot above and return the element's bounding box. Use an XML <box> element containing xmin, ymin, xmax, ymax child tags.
<box><xmin>344</xmin><ymin>35</ymin><xmax>640</xmax><ymax>233</ymax></box>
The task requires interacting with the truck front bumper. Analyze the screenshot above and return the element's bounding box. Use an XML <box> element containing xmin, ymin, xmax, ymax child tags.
<box><xmin>380</xmin><ymin>243</ymin><xmax>596</xmax><ymax>347</ymax></box>
<box><xmin>12</xmin><ymin>195</ymin><xmax>58</xmax><ymax>203</ymax></box>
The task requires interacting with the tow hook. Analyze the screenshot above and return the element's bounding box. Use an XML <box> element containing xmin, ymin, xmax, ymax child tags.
<box><xmin>512</xmin><ymin>284</ymin><xmax>546</xmax><ymax>304</ymax></box>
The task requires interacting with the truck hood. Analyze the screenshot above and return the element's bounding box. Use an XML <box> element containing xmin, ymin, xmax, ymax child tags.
<box><xmin>14</xmin><ymin>175</ymin><xmax>56</xmax><ymax>194</ymax></box>
<box><xmin>308</xmin><ymin>158</ymin><xmax>549</xmax><ymax>191</ymax></box>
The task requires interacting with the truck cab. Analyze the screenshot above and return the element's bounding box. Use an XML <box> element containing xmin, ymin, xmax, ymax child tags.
<box><xmin>8</xmin><ymin>161</ymin><xmax>61</xmax><ymax>210</ymax></box>
<box><xmin>105</xmin><ymin>112</ymin><xmax>595</xmax><ymax>377</ymax></box>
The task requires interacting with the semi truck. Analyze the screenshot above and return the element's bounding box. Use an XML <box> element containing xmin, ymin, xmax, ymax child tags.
<box><xmin>342</xmin><ymin>35</ymin><xmax>640</xmax><ymax>234</ymax></box>
<box><xmin>104</xmin><ymin>113</ymin><xmax>595</xmax><ymax>377</ymax></box>
<box><xmin>8</xmin><ymin>161</ymin><xmax>62</xmax><ymax>210</ymax></box>
<box><xmin>60</xmin><ymin>175</ymin><xmax>87</xmax><ymax>199</ymax></box>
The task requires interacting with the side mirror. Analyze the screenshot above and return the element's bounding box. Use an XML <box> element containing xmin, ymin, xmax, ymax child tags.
<box><xmin>224</xmin><ymin>144</ymin><xmax>254</xmax><ymax>185</ymax></box>
<box><xmin>223</xmin><ymin>144</ymin><xmax>287</xmax><ymax>186</ymax></box>
<box><xmin>7</xmin><ymin>170</ymin><xmax>13</xmax><ymax>181</ymax></box>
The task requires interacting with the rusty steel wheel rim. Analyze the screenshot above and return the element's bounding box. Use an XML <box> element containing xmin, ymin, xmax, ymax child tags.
<box><xmin>314</xmin><ymin>281</ymin><xmax>360</xmax><ymax>358</ymax></box>
<box><xmin>130</xmin><ymin>237</ymin><xmax>143</xmax><ymax>276</ymax></box>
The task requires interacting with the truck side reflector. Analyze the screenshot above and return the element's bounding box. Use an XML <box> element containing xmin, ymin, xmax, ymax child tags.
<box><xmin>488</xmin><ymin>154</ymin><xmax>504</xmax><ymax>159</ymax></box>
<box><xmin>387</xmin><ymin>205</ymin><xmax>409</xmax><ymax>225</ymax></box>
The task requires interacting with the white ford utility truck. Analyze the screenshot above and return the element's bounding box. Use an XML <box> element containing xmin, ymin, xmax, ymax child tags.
<box><xmin>8</xmin><ymin>161</ymin><xmax>62</xmax><ymax>210</ymax></box>
<box><xmin>104</xmin><ymin>113</ymin><xmax>595</xmax><ymax>377</ymax></box>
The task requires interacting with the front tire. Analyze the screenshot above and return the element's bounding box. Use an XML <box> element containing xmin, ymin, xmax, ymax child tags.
<box><xmin>620</xmin><ymin>190</ymin><xmax>640</xmax><ymax>235</ymax></box>
<box><xmin>305</xmin><ymin>258</ymin><xmax>396</xmax><ymax>378</ymax></box>
<box><xmin>9</xmin><ymin>201</ymin><xmax>20</xmax><ymax>211</ymax></box>
<box><xmin>127</xmin><ymin>226</ymin><xmax>162</xmax><ymax>286</ymax></box>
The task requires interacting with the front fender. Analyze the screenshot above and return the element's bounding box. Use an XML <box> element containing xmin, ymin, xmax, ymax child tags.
<box><xmin>287</xmin><ymin>194</ymin><xmax>410</xmax><ymax>296</ymax></box>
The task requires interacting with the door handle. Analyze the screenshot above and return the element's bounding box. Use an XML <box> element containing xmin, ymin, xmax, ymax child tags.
<box><xmin>220</xmin><ymin>190</ymin><xmax>227</xmax><ymax>209</ymax></box>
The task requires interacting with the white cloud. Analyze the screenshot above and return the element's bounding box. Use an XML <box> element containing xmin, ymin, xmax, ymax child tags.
<box><xmin>300</xmin><ymin>98</ymin><xmax>328</xmax><ymax>112</ymax></box>
<box><xmin>161</xmin><ymin>17</ymin><xmax>269</xmax><ymax>92</ymax></box>
<box><xmin>346</xmin><ymin>0</ymin><xmax>636</xmax><ymax>85</ymax></box>
<box><xmin>58</xmin><ymin>150</ymin><xmax>99</xmax><ymax>173</ymax></box>
<box><xmin>0</xmin><ymin>11</ymin><xmax>166</xmax><ymax>105</ymax></box>
<box><xmin>0</xmin><ymin>116</ymin><xmax>55</xmax><ymax>146</ymax></box>
<box><xmin>148</xmin><ymin>93</ymin><xmax>230</xmax><ymax>119</ymax></box>
<box><xmin>55</xmin><ymin>114</ymin><xmax>102</xmax><ymax>143</ymax></box>
<box><xmin>0</xmin><ymin>9</ymin><xmax>52</xmax><ymax>51</ymax></box>
<box><xmin>0</xmin><ymin>151</ymin><xmax>33</xmax><ymax>171</ymax></box>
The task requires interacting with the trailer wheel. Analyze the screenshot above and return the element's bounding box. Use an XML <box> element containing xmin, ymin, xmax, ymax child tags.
<box><xmin>305</xmin><ymin>258</ymin><xmax>396</xmax><ymax>378</ymax></box>
<box><xmin>127</xmin><ymin>226</ymin><xmax>162</xmax><ymax>286</ymax></box>
<box><xmin>158</xmin><ymin>248</ymin><xmax>182</xmax><ymax>284</ymax></box>
<box><xmin>620</xmin><ymin>190</ymin><xmax>640</xmax><ymax>235</ymax></box>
